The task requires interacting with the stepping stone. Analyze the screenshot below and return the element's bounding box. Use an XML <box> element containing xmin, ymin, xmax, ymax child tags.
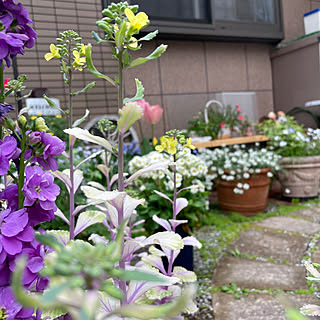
<box><xmin>229</xmin><ymin>228</ymin><xmax>309</xmax><ymax>264</ymax></box>
<box><xmin>289</xmin><ymin>207</ymin><xmax>320</xmax><ymax>223</ymax></box>
<box><xmin>212</xmin><ymin>256</ymin><xmax>308</xmax><ymax>290</ymax></box>
<box><xmin>212</xmin><ymin>293</ymin><xmax>320</xmax><ymax>320</ymax></box>
<box><xmin>311</xmin><ymin>243</ymin><xmax>320</xmax><ymax>264</ymax></box>
<box><xmin>256</xmin><ymin>216</ymin><xmax>320</xmax><ymax>235</ymax></box>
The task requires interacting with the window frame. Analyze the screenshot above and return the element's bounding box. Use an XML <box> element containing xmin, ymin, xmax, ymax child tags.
<box><xmin>105</xmin><ymin>0</ymin><xmax>283</xmax><ymax>42</ymax></box>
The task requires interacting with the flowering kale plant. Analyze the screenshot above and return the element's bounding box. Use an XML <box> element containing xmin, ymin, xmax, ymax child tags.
<box><xmin>258</xmin><ymin>114</ymin><xmax>320</xmax><ymax>157</ymax></box>
<box><xmin>199</xmin><ymin>145</ymin><xmax>281</xmax><ymax>194</ymax></box>
<box><xmin>7</xmin><ymin>2</ymin><xmax>199</xmax><ymax>320</ymax></box>
<box><xmin>128</xmin><ymin>147</ymin><xmax>213</xmax><ymax>232</ymax></box>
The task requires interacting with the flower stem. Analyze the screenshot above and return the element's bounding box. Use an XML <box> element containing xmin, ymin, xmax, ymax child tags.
<box><xmin>151</xmin><ymin>124</ymin><xmax>154</xmax><ymax>143</ymax></box>
<box><xmin>18</xmin><ymin>134</ymin><xmax>26</xmax><ymax>209</ymax></box>
<box><xmin>67</xmin><ymin>43</ymin><xmax>75</xmax><ymax>240</ymax></box>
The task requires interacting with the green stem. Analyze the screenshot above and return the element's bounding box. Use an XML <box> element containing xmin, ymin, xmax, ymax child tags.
<box><xmin>18</xmin><ymin>134</ymin><xmax>26</xmax><ymax>209</ymax></box>
<box><xmin>151</xmin><ymin>124</ymin><xmax>154</xmax><ymax>143</ymax></box>
<box><xmin>67</xmin><ymin>44</ymin><xmax>75</xmax><ymax>240</ymax></box>
<box><xmin>138</xmin><ymin>120</ymin><xmax>144</xmax><ymax>141</ymax></box>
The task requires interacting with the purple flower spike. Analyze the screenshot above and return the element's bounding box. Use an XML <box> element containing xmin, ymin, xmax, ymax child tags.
<box><xmin>0</xmin><ymin>135</ymin><xmax>19</xmax><ymax>175</ymax></box>
<box><xmin>0</xmin><ymin>0</ymin><xmax>37</xmax><ymax>65</ymax></box>
<box><xmin>0</xmin><ymin>183</ymin><xmax>18</xmax><ymax>211</ymax></box>
<box><xmin>22</xmin><ymin>166</ymin><xmax>60</xmax><ymax>209</ymax></box>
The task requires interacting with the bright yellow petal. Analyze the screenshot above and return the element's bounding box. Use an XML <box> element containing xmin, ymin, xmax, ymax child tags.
<box><xmin>49</xmin><ymin>43</ymin><xmax>57</xmax><ymax>53</ymax></box>
<box><xmin>44</xmin><ymin>52</ymin><xmax>53</xmax><ymax>61</ymax></box>
<box><xmin>125</xmin><ymin>8</ymin><xmax>135</xmax><ymax>23</ymax></box>
<box><xmin>153</xmin><ymin>137</ymin><xmax>158</xmax><ymax>146</ymax></box>
<box><xmin>73</xmin><ymin>50</ymin><xmax>80</xmax><ymax>59</ymax></box>
<box><xmin>136</xmin><ymin>12</ymin><xmax>148</xmax><ymax>26</ymax></box>
<box><xmin>79</xmin><ymin>57</ymin><xmax>86</xmax><ymax>64</ymax></box>
<box><xmin>80</xmin><ymin>44</ymin><xmax>86</xmax><ymax>55</ymax></box>
<box><xmin>129</xmin><ymin>37</ymin><xmax>138</xmax><ymax>48</ymax></box>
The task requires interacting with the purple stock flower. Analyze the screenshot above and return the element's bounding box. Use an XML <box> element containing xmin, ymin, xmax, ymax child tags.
<box><xmin>0</xmin><ymin>102</ymin><xmax>13</xmax><ymax>122</ymax></box>
<box><xmin>0</xmin><ymin>135</ymin><xmax>20</xmax><ymax>175</ymax></box>
<box><xmin>27</xmin><ymin>131</ymin><xmax>65</xmax><ymax>171</ymax></box>
<box><xmin>0</xmin><ymin>183</ymin><xmax>18</xmax><ymax>210</ymax></box>
<box><xmin>0</xmin><ymin>286</ymin><xmax>37</xmax><ymax>320</ymax></box>
<box><xmin>0</xmin><ymin>0</ymin><xmax>37</xmax><ymax>65</ymax></box>
<box><xmin>27</xmin><ymin>202</ymin><xmax>55</xmax><ymax>227</ymax></box>
<box><xmin>22</xmin><ymin>166</ymin><xmax>60</xmax><ymax>210</ymax></box>
<box><xmin>0</xmin><ymin>208</ymin><xmax>34</xmax><ymax>256</ymax></box>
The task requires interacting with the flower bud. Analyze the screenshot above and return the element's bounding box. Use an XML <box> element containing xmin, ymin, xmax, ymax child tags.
<box><xmin>18</xmin><ymin>115</ymin><xmax>27</xmax><ymax>127</ymax></box>
<box><xmin>35</xmin><ymin>117</ymin><xmax>49</xmax><ymax>132</ymax></box>
<box><xmin>4</xmin><ymin>117</ymin><xmax>15</xmax><ymax>130</ymax></box>
<box><xmin>29</xmin><ymin>131</ymin><xmax>42</xmax><ymax>144</ymax></box>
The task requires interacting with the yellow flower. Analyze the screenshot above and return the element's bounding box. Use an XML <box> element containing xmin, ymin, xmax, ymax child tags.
<box><xmin>45</xmin><ymin>44</ymin><xmax>61</xmax><ymax>61</ymax></box>
<box><xmin>167</xmin><ymin>139</ymin><xmax>178</xmax><ymax>154</ymax></box>
<box><xmin>155</xmin><ymin>136</ymin><xmax>168</xmax><ymax>153</ymax></box>
<box><xmin>152</xmin><ymin>137</ymin><xmax>158</xmax><ymax>146</ymax></box>
<box><xmin>49</xmin><ymin>132</ymin><xmax>54</xmax><ymax>136</ymax></box>
<box><xmin>125</xmin><ymin>8</ymin><xmax>149</xmax><ymax>31</ymax></box>
<box><xmin>128</xmin><ymin>36</ymin><xmax>138</xmax><ymax>48</ymax></box>
<box><xmin>30</xmin><ymin>116</ymin><xmax>37</xmax><ymax>120</ymax></box>
<box><xmin>72</xmin><ymin>50</ymin><xmax>86</xmax><ymax>71</ymax></box>
<box><xmin>80</xmin><ymin>43</ymin><xmax>87</xmax><ymax>55</ymax></box>
<box><xmin>36</xmin><ymin>112</ymin><xmax>42</xmax><ymax>116</ymax></box>
<box><xmin>184</xmin><ymin>138</ymin><xmax>195</xmax><ymax>150</ymax></box>
<box><xmin>56</xmin><ymin>114</ymin><xmax>62</xmax><ymax>119</ymax></box>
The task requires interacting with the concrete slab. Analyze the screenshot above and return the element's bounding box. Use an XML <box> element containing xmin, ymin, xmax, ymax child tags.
<box><xmin>289</xmin><ymin>207</ymin><xmax>320</xmax><ymax>223</ymax></box>
<box><xmin>229</xmin><ymin>228</ymin><xmax>309</xmax><ymax>264</ymax></box>
<box><xmin>255</xmin><ymin>216</ymin><xmax>320</xmax><ymax>235</ymax></box>
<box><xmin>212</xmin><ymin>256</ymin><xmax>308</xmax><ymax>290</ymax></box>
<box><xmin>212</xmin><ymin>293</ymin><xmax>320</xmax><ymax>320</ymax></box>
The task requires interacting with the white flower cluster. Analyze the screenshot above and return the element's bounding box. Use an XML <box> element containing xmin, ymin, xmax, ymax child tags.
<box><xmin>199</xmin><ymin>145</ymin><xmax>281</xmax><ymax>194</ymax></box>
<box><xmin>129</xmin><ymin>149</ymin><xmax>213</xmax><ymax>193</ymax></box>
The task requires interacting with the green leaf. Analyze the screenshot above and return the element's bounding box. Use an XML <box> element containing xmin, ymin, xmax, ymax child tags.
<box><xmin>64</xmin><ymin>127</ymin><xmax>113</xmax><ymax>152</ymax></box>
<box><xmin>92</xmin><ymin>31</ymin><xmax>104</xmax><ymax>43</ymax></box>
<box><xmin>128</xmin><ymin>44</ymin><xmax>167</xmax><ymax>69</ymax></box>
<box><xmin>123</xmin><ymin>78</ymin><xmax>144</xmax><ymax>103</ymax></box>
<box><xmin>139</xmin><ymin>30</ymin><xmax>158</xmax><ymax>41</ymax></box>
<box><xmin>85</xmin><ymin>45</ymin><xmax>117</xmax><ymax>87</ymax></box>
<box><xmin>35</xmin><ymin>234</ymin><xmax>64</xmax><ymax>251</ymax></box>
<box><xmin>43</xmin><ymin>95</ymin><xmax>65</xmax><ymax>114</ymax></box>
<box><xmin>42</xmin><ymin>308</ymin><xmax>67</xmax><ymax>320</ymax></box>
<box><xmin>74</xmin><ymin>210</ymin><xmax>106</xmax><ymax>237</ymax></box>
<box><xmin>118</xmin><ymin>101</ymin><xmax>143</xmax><ymax>134</ymax></box>
<box><xmin>116</xmin><ymin>269</ymin><xmax>166</xmax><ymax>282</ymax></box>
<box><xmin>122</xmin><ymin>49</ymin><xmax>131</xmax><ymax>67</ymax></box>
<box><xmin>71</xmin><ymin>82</ymin><xmax>96</xmax><ymax>96</ymax></box>
<box><xmin>72</xmin><ymin>109</ymin><xmax>90</xmax><ymax>128</ymax></box>
<box><xmin>115</xmin><ymin>21</ymin><xmax>127</xmax><ymax>48</ymax></box>
<box><xmin>41</xmin><ymin>283</ymin><xmax>71</xmax><ymax>304</ymax></box>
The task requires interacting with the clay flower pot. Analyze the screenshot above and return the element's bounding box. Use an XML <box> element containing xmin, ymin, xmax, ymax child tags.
<box><xmin>278</xmin><ymin>155</ymin><xmax>320</xmax><ymax>198</ymax></box>
<box><xmin>216</xmin><ymin>168</ymin><xmax>271</xmax><ymax>216</ymax></box>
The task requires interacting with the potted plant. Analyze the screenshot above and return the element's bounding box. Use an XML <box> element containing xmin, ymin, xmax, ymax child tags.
<box><xmin>258</xmin><ymin>113</ymin><xmax>320</xmax><ymax>198</ymax></box>
<box><xmin>188</xmin><ymin>103</ymin><xmax>251</xmax><ymax>141</ymax></box>
<box><xmin>199</xmin><ymin>146</ymin><xmax>281</xmax><ymax>216</ymax></box>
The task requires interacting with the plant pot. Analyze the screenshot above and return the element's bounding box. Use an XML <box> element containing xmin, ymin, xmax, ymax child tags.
<box><xmin>216</xmin><ymin>168</ymin><xmax>271</xmax><ymax>216</ymax></box>
<box><xmin>278</xmin><ymin>155</ymin><xmax>320</xmax><ymax>198</ymax></box>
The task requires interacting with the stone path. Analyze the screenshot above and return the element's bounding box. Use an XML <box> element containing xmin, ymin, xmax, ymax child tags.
<box><xmin>212</xmin><ymin>206</ymin><xmax>320</xmax><ymax>320</ymax></box>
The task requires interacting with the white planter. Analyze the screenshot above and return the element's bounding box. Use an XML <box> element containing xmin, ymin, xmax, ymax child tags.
<box><xmin>304</xmin><ymin>8</ymin><xmax>320</xmax><ymax>35</ymax></box>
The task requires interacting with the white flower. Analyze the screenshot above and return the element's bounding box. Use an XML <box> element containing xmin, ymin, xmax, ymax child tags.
<box><xmin>190</xmin><ymin>167</ymin><xmax>199</xmax><ymax>176</ymax></box>
<box><xmin>267</xmin><ymin>172</ymin><xmax>273</xmax><ymax>178</ymax></box>
<box><xmin>243</xmin><ymin>173</ymin><xmax>250</xmax><ymax>179</ymax></box>
<box><xmin>279</xmin><ymin>141</ymin><xmax>287</xmax><ymax>147</ymax></box>
<box><xmin>285</xmin><ymin>188</ymin><xmax>291</xmax><ymax>194</ymax></box>
<box><xmin>237</xmin><ymin>183</ymin><xmax>243</xmax><ymax>189</ymax></box>
<box><xmin>139</xmin><ymin>185</ymin><xmax>146</xmax><ymax>191</ymax></box>
<box><xmin>243</xmin><ymin>183</ymin><xmax>250</xmax><ymax>190</ymax></box>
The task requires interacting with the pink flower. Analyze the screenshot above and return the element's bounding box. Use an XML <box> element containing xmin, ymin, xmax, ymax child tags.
<box><xmin>220</xmin><ymin>122</ymin><xmax>225</xmax><ymax>128</ymax></box>
<box><xmin>137</xmin><ymin>99</ymin><xmax>163</xmax><ymax>124</ymax></box>
<box><xmin>3</xmin><ymin>78</ymin><xmax>10</xmax><ymax>89</ymax></box>
<box><xmin>237</xmin><ymin>108</ymin><xmax>241</xmax><ymax>113</ymax></box>
<box><xmin>268</xmin><ymin>112</ymin><xmax>277</xmax><ymax>120</ymax></box>
<box><xmin>238</xmin><ymin>115</ymin><xmax>243</xmax><ymax>121</ymax></box>
<box><xmin>235</xmin><ymin>104</ymin><xmax>239</xmax><ymax>107</ymax></box>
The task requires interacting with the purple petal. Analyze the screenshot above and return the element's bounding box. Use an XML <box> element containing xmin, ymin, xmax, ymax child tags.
<box><xmin>16</xmin><ymin>226</ymin><xmax>34</xmax><ymax>242</ymax></box>
<box><xmin>27</xmin><ymin>256</ymin><xmax>43</xmax><ymax>273</ymax></box>
<box><xmin>0</xmin><ymin>39</ymin><xmax>9</xmax><ymax>59</ymax></box>
<box><xmin>2</xmin><ymin>236</ymin><xmax>22</xmax><ymax>255</ymax></box>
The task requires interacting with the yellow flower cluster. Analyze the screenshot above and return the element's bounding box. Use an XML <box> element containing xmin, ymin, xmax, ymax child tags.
<box><xmin>155</xmin><ymin>137</ymin><xmax>195</xmax><ymax>155</ymax></box>
<box><xmin>124</xmin><ymin>8</ymin><xmax>149</xmax><ymax>32</ymax></box>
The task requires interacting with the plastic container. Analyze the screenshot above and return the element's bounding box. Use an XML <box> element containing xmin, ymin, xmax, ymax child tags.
<box><xmin>304</xmin><ymin>8</ymin><xmax>320</xmax><ymax>34</ymax></box>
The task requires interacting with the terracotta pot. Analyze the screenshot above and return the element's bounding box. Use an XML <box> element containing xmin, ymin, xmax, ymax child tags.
<box><xmin>278</xmin><ymin>155</ymin><xmax>320</xmax><ymax>198</ymax></box>
<box><xmin>216</xmin><ymin>168</ymin><xmax>271</xmax><ymax>216</ymax></box>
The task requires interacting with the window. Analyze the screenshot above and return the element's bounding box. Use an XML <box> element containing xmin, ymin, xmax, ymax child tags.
<box><xmin>106</xmin><ymin>0</ymin><xmax>283</xmax><ymax>42</ymax></box>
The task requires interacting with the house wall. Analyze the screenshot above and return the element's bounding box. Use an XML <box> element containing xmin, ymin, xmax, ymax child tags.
<box><xmin>16</xmin><ymin>0</ymin><xmax>316</xmax><ymax>137</ymax></box>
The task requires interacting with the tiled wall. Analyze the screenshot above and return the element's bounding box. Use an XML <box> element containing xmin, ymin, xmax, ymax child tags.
<box><xmin>19</xmin><ymin>0</ymin><xmax>118</xmax><ymax>122</ymax></box>
<box><xmin>18</xmin><ymin>0</ymin><xmax>276</xmax><ymax>136</ymax></box>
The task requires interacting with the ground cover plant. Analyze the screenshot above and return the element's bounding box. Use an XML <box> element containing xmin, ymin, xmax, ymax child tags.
<box><xmin>0</xmin><ymin>1</ymin><xmax>202</xmax><ymax>319</ymax></box>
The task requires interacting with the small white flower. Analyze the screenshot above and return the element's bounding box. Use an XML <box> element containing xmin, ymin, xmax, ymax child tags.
<box><xmin>267</xmin><ymin>172</ymin><xmax>273</xmax><ymax>178</ymax></box>
<box><xmin>237</xmin><ymin>183</ymin><xmax>243</xmax><ymax>189</ymax></box>
<box><xmin>279</xmin><ymin>141</ymin><xmax>287</xmax><ymax>147</ymax></box>
<box><xmin>139</xmin><ymin>185</ymin><xmax>146</xmax><ymax>191</ymax></box>
<box><xmin>243</xmin><ymin>173</ymin><xmax>250</xmax><ymax>179</ymax></box>
<box><xmin>190</xmin><ymin>167</ymin><xmax>199</xmax><ymax>176</ymax></box>
<box><xmin>285</xmin><ymin>188</ymin><xmax>291</xmax><ymax>194</ymax></box>
<box><xmin>243</xmin><ymin>183</ymin><xmax>250</xmax><ymax>190</ymax></box>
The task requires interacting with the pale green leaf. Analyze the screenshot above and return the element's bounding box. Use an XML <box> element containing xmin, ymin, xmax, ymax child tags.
<box><xmin>115</xmin><ymin>21</ymin><xmax>127</xmax><ymax>48</ymax></box>
<box><xmin>139</xmin><ymin>30</ymin><xmax>158</xmax><ymax>41</ymax></box>
<box><xmin>62</xmin><ymin>169</ymin><xmax>83</xmax><ymax>194</ymax></box>
<box><xmin>128</xmin><ymin>44</ymin><xmax>167</xmax><ymax>69</ymax></box>
<box><xmin>118</xmin><ymin>101</ymin><xmax>143</xmax><ymax>134</ymax></box>
<box><xmin>74</xmin><ymin>210</ymin><xmax>106</xmax><ymax>236</ymax></box>
<box><xmin>92</xmin><ymin>31</ymin><xmax>104</xmax><ymax>43</ymax></box>
<box><xmin>72</xmin><ymin>109</ymin><xmax>90</xmax><ymax>128</ymax></box>
<box><xmin>43</xmin><ymin>95</ymin><xmax>65</xmax><ymax>114</ymax></box>
<box><xmin>64</xmin><ymin>127</ymin><xmax>113</xmax><ymax>152</ymax></box>
<box><xmin>146</xmin><ymin>231</ymin><xmax>184</xmax><ymax>250</ymax></box>
<box><xmin>172</xmin><ymin>266</ymin><xmax>197</xmax><ymax>282</ymax></box>
<box><xmin>123</xmin><ymin>78</ymin><xmax>144</xmax><ymax>103</ymax></box>
<box><xmin>300</xmin><ymin>304</ymin><xmax>320</xmax><ymax>316</ymax></box>
<box><xmin>85</xmin><ymin>45</ymin><xmax>117</xmax><ymax>87</ymax></box>
<box><xmin>71</xmin><ymin>82</ymin><xmax>96</xmax><ymax>97</ymax></box>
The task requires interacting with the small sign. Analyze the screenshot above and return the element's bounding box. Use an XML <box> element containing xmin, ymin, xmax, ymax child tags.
<box><xmin>26</xmin><ymin>98</ymin><xmax>61</xmax><ymax>116</ymax></box>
